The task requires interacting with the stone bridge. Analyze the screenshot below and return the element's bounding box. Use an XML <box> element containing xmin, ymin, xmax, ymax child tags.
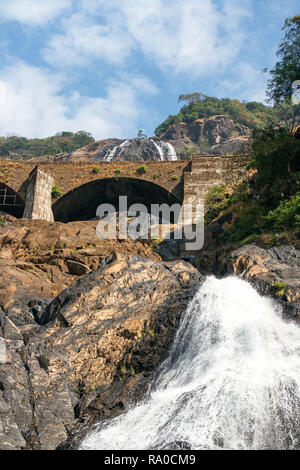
<box><xmin>0</xmin><ymin>156</ymin><xmax>249</xmax><ymax>222</ymax></box>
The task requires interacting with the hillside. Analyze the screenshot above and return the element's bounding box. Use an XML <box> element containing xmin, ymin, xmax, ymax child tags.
<box><xmin>155</xmin><ymin>94</ymin><xmax>276</xmax><ymax>137</ymax></box>
<box><xmin>0</xmin><ymin>131</ymin><xmax>94</xmax><ymax>160</ymax></box>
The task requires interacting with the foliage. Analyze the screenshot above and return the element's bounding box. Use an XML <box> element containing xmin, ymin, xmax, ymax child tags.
<box><xmin>0</xmin><ymin>216</ymin><xmax>5</xmax><ymax>227</ymax></box>
<box><xmin>272</xmin><ymin>281</ymin><xmax>287</xmax><ymax>296</ymax></box>
<box><xmin>51</xmin><ymin>185</ymin><xmax>62</xmax><ymax>199</ymax></box>
<box><xmin>115</xmin><ymin>168</ymin><xmax>122</xmax><ymax>175</ymax></box>
<box><xmin>0</xmin><ymin>131</ymin><xmax>95</xmax><ymax>159</ymax></box>
<box><xmin>265</xmin><ymin>193</ymin><xmax>300</xmax><ymax>231</ymax></box>
<box><xmin>136</xmin><ymin>164</ymin><xmax>148</xmax><ymax>175</ymax></box>
<box><xmin>250</xmin><ymin>124</ymin><xmax>300</xmax><ymax>205</ymax></box>
<box><xmin>204</xmin><ymin>185</ymin><xmax>230</xmax><ymax>223</ymax></box>
<box><xmin>155</xmin><ymin>95</ymin><xmax>276</xmax><ymax>136</ymax></box>
<box><xmin>92</xmin><ymin>166</ymin><xmax>100</xmax><ymax>174</ymax></box>
<box><xmin>205</xmin><ymin>182</ymin><xmax>251</xmax><ymax>224</ymax></box>
<box><xmin>137</xmin><ymin>130</ymin><xmax>147</xmax><ymax>138</ymax></box>
<box><xmin>265</xmin><ymin>16</ymin><xmax>300</xmax><ymax>104</ymax></box>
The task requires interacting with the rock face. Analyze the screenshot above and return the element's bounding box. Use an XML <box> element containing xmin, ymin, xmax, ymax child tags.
<box><xmin>0</xmin><ymin>253</ymin><xmax>201</xmax><ymax>449</ymax></box>
<box><xmin>160</xmin><ymin>115</ymin><xmax>251</xmax><ymax>155</ymax></box>
<box><xmin>0</xmin><ymin>218</ymin><xmax>160</xmax><ymax>307</ymax></box>
<box><xmin>30</xmin><ymin>138</ymin><xmax>178</xmax><ymax>162</ymax></box>
<box><xmin>28</xmin><ymin>115</ymin><xmax>250</xmax><ymax>163</ymax></box>
<box><xmin>228</xmin><ymin>244</ymin><xmax>300</xmax><ymax>317</ymax></box>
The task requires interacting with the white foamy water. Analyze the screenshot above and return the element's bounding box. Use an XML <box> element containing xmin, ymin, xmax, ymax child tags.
<box><xmin>104</xmin><ymin>140</ymin><xmax>129</xmax><ymax>161</ymax></box>
<box><xmin>81</xmin><ymin>276</ymin><xmax>300</xmax><ymax>450</ymax></box>
<box><xmin>103</xmin><ymin>139</ymin><xmax>177</xmax><ymax>161</ymax></box>
<box><xmin>150</xmin><ymin>139</ymin><xmax>164</xmax><ymax>161</ymax></box>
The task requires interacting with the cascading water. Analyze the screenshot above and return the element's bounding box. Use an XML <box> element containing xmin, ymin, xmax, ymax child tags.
<box><xmin>81</xmin><ymin>276</ymin><xmax>300</xmax><ymax>450</ymax></box>
<box><xmin>102</xmin><ymin>138</ymin><xmax>177</xmax><ymax>161</ymax></box>
<box><xmin>149</xmin><ymin>139</ymin><xmax>165</xmax><ymax>161</ymax></box>
<box><xmin>103</xmin><ymin>140</ymin><xmax>130</xmax><ymax>161</ymax></box>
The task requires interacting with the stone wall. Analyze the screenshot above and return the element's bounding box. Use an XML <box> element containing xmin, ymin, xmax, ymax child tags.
<box><xmin>0</xmin><ymin>156</ymin><xmax>250</xmax><ymax>222</ymax></box>
<box><xmin>182</xmin><ymin>155</ymin><xmax>249</xmax><ymax>222</ymax></box>
<box><xmin>23</xmin><ymin>166</ymin><xmax>54</xmax><ymax>221</ymax></box>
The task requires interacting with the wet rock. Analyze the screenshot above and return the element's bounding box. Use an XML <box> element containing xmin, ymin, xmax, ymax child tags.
<box><xmin>228</xmin><ymin>244</ymin><xmax>300</xmax><ymax>317</ymax></box>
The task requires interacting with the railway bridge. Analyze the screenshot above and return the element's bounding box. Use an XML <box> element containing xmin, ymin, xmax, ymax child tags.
<box><xmin>0</xmin><ymin>156</ymin><xmax>249</xmax><ymax>222</ymax></box>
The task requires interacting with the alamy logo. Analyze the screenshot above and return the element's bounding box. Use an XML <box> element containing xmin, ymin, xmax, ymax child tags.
<box><xmin>96</xmin><ymin>196</ymin><xmax>204</xmax><ymax>250</ymax></box>
<box><xmin>0</xmin><ymin>338</ymin><xmax>6</xmax><ymax>365</ymax></box>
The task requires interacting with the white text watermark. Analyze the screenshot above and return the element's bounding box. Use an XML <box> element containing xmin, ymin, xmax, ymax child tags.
<box><xmin>96</xmin><ymin>196</ymin><xmax>204</xmax><ymax>250</ymax></box>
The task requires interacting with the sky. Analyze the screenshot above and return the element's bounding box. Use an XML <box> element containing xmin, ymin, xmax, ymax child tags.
<box><xmin>0</xmin><ymin>0</ymin><xmax>298</xmax><ymax>140</ymax></box>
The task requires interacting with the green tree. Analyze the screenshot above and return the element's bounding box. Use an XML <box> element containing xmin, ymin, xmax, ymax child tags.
<box><xmin>137</xmin><ymin>130</ymin><xmax>147</xmax><ymax>138</ymax></box>
<box><xmin>265</xmin><ymin>16</ymin><xmax>300</xmax><ymax>104</ymax></box>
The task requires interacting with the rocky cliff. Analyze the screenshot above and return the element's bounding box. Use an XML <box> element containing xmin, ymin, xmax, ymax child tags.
<box><xmin>28</xmin><ymin>115</ymin><xmax>251</xmax><ymax>163</ymax></box>
<box><xmin>29</xmin><ymin>138</ymin><xmax>178</xmax><ymax>163</ymax></box>
<box><xmin>0</xmin><ymin>249</ymin><xmax>200</xmax><ymax>449</ymax></box>
<box><xmin>1</xmin><ymin>214</ymin><xmax>300</xmax><ymax>450</ymax></box>
<box><xmin>159</xmin><ymin>115</ymin><xmax>251</xmax><ymax>155</ymax></box>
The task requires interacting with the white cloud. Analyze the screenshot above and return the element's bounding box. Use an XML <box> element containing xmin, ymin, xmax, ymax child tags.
<box><xmin>0</xmin><ymin>61</ymin><xmax>156</xmax><ymax>139</ymax></box>
<box><xmin>43</xmin><ymin>11</ymin><xmax>134</xmax><ymax>66</ymax></box>
<box><xmin>43</xmin><ymin>0</ymin><xmax>252</xmax><ymax>77</ymax></box>
<box><xmin>216</xmin><ymin>63</ymin><xmax>268</xmax><ymax>103</ymax></box>
<box><xmin>0</xmin><ymin>0</ymin><xmax>73</xmax><ymax>25</ymax></box>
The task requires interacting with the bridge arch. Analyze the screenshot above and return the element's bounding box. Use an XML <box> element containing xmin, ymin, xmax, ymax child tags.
<box><xmin>0</xmin><ymin>183</ymin><xmax>25</xmax><ymax>218</ymax></box>
<box><xmin>52</xmin><ymin>177</ymin><xmax>182</xmax><ymax>223</ymax></box>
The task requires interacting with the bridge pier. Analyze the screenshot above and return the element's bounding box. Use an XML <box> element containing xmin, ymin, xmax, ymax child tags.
<box><xmin>23</xmin><ymin>166</ymin><xmax>54</xmax><ymax>222</ymax></box>
<box><xmin>182</xmin><ymin>156</ymin><xmax>248</xmax><ymax>222</ymax></box>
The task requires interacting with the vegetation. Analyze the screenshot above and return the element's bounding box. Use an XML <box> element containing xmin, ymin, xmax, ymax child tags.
<box><xmin>272</xmin><ymin>282</ymin><xmax>287</xmax><ymax>296</ymax></box>
<box><xmin>265</xmin><ymin>15</ymin><xmax>300</xmax><ymax>104</ymax></box>
<box><xmin>204</xmin><ymin>16</ymin><xmax>300</xmax><ymax>245</ymax></box>
<box><xmin>266</xmin><ymin>193</ymin><xmax>300</xmax><ymax>231</ymax></box>
<box><xmin>92</xmin><ymin>166</ymin><xmax>100</xmax><ymax>174</ymax></box>
<box><xmin>136</xmin><ymin>164</ymin><xmax>148</xmax><ymax>175</ymax></box>
<box><xmin>0</xmin><ymin>216</ymin><xmax>5</xmax><ymax>227</ymax></box>
<box><xmin>137</xmin><ymin>130</ymin><xmax>147</xmax><ymax>138</ymax></box>
<box><xmin>0</xmin><ymin>131</ymin><xmax>94</xmax><ymax>160</ymax></box>
<box><xmin>51</xmin><ymin>185</ymin><xmax>62</xmax><ymax>199</ymax></box>
<box><xmin>249</xmin><ymin>124</ymin><xmax>300</xmax><ymax>206</ymax></box>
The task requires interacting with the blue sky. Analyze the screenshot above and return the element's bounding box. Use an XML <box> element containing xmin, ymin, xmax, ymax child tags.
<box><xmin>0</xmin><ymin>0</ymin><xmax>298</xmax><ymax>140</ymax></box>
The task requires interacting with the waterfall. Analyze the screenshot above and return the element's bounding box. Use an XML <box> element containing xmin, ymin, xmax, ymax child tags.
<box><xmin>102</xmin><ymin>138</ymin><xmax>177</xmax><ymax>161</ymax></box>
<box><xmin>150</xmin><ymin>140</ymin><xmax>177</xmax><ymax>161</ymax></box>
<box><xmin>103</xmin><ymin>140</ymin><xmax>129</xmax><ymax>161</ymax></box>
<box><xmin>162</xmin><ymin>142</ymin><xmax>178</xmax><ymax>161</ymax></box>
<box><xmin>150</xmin><ymin>139</ymin><xmax>164</xmax><ymax>161</ymax></box>
<box><xmin>80</xmin><ymin>276</ymin><xmax>300</xmax><ymax>450</ymax></box>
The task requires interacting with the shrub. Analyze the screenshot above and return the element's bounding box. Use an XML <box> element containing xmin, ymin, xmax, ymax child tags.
<box><xmin>171</xmin><ymin>175</ymin><xmax>178</xmax><ymax>180</ymax></box>
<box><xmin>273</xmin><ymin>281</ymin><xmax>286</xmax><ymax>296</ymax></box>
<box><xmin>0</xmin><ymin>216</ymin><xmax>5</xmax><ymax>227</ymax></box>
<box><xmin>152</xmin><ymin>173</ymin><xmax>160</xmax><ymax>179</ymax></box>
<box><xmin>51</xmin><ymin>185</ymin><xmax>62</xmax><ymax>198</ymax></box>
<box><xmin>92</xmin><ymin>166</ymin><xmax>100</xmax><ymax>174</ymax></box>
<box><xmin>205</xmin><ymin>185</ymin><xmax>230</xmax><ymax>222</ymax></box>
<box><xmin>136</xmin><ymin>164</ymin><xmax>147</xmax><ymax>175</ymax></box>
<box><xmin>265</xmin><ymin>192</ymin><xmax>300</xmax><ymax>231</ymax></box>
<box><xmin>115</xmin><ymin>168</ymin><xmax>121</xmax><ymax>175</ymax></box>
